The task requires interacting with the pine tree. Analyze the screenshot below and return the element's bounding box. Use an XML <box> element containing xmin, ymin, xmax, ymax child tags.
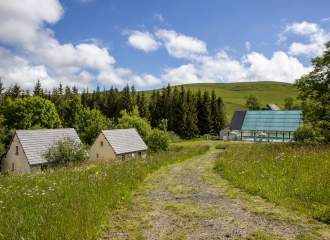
<box><xmin>165</xmin><ymin>84</ymin><xmax>173</xmax><ymax>131</ymax></box>
<box><xmin>131</xmin><ymin>85</ymin><xmax>136</xmax><ymax>106</ymax></box>
<box><xmin>137</xmin><ymin>91</ymin><xmax>150</xmax><ymax>120</ymax></box>
<box><xmin>64</xmin><ymin>85</ymin><xmax>72</xmax><ymax>101</ymax></box>
<box><xmin>200</xmin><ymin>90</ymin><xmax>213</xmax><ymax>135</ymax></box>
<box><xmin>196</xmin><ymin>88</ymin><xmax>203</xmax><ymax>134</ymax></box>
<box><xmin>26</xmin><ymin>89</ymin><xmax>30</xmax><ymax>97</ymax></box>
<box><xmin>33</xmin><ymin>79</ymin><xmax>42</xmax><ymax>96</ymax></box>
<box><xmin>11</xmin><ymin>83</ymin><xmax>22</xmax><ymax>99</ymax></box>
<box><xmin>81</xmin><ymin>88</ymin><xmax>87</xmax><ymax>108</ymax></box>
<box><xmin>184</xmin><ymin>89</ymin><xmax>199</xmax><ymax>139</ymax></box>
<box><xmin>72</xmin><ymin>85</ymin><xmax>78</xmax><ymax>95</ymax></box>
<box><xmin>171</xmin><ymin>86</ymin><xmax>180</xmax><ymax>135</ymax></box>
<box><xmin>210</xmin><ymin>89</ymin><xmax>220</xmax><ymax>134</ymax></box>
<box><xmin>0</xmin><ymin>77</ymin><xmax>5</xmax><ymax>96</ymax></box>
<box><xmin>120</xmin><ymin>84</ymin><xmax>133</xmax><ymax>113</ymax></box>
<box><xmin>106</xmin><ymin>86</ymin><xmax>118</xmax><ymax>119</ymax></box>
<box><xmin>149</xmin><ymin>89</ymin><xmax>161</xmax><ymax>128</ymax></box>
<box><xmin>217</xmin><ymin>96</ymin><xmax>227</xmax><ymax>130</ymax></box>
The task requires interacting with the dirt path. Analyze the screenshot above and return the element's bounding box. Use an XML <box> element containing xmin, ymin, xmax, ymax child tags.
<box><xmin>101</xmin><ymin>148</ymin><xmax>329</xmax><ymax>239</ymax></box>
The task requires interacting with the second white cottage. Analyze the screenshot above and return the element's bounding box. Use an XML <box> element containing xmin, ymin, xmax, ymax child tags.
<box><xmin>89</xmin><ymin>128</ymin><xmax>148</xmax><ymax>161</ymax></box>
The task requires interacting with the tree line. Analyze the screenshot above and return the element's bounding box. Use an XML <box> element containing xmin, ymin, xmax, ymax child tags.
<box><xmin>0</xmin><ymin>78</ymin><xmax>227</xmax><ymax>154</ymax></box>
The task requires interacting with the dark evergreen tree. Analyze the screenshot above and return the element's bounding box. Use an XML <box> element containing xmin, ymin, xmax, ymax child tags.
<box><xmin>217</xmin><ymin>96</ymin><xmax>227</xmax><ymax>130</ymax></box>
<box><xmin>131</xmin><ymin>85</ymin><xmax>136</xmax><ymax>106</ymax></box>
<box><xmin>120</xmin><ymin>84</ymin><xmax>133</xmax><ymax>113</ymax></box>
<box><xmin>210</xmin><ymin>89</ymin><xmax>221</xmax><ymax>134</ymax></box>
<box><xmin>200</xmin><ymin>90</ymin><xmax>213</xmax><ymax>135</ymax></box>
<box><xmin>72</xmin><ymin>85</ymin><xmax>78</xmax><ymax>95</ymax></box>
<box><xmin>184</xmin><ymin>89</ymin><xmax>199</xmax><ymax>139</ymax></box>
<box><xmin>0</xmin><ymin>77</ymin><xmax>5</xmax><ymax>96</ymax></box>
<box><xmin>171</xmin><ymin>86</ymin><xmax>180</xmax><ymax>134</ymax></box>
<box><xmin>26</xmin><ymin>89</ymin><xmax>30</xmax><ymax>97</ymax></box>
<box><xmin>81</xmin><ymin>88</ymin><xmax>88</xmax><ymax>108</ymax></box>
<box><xmin>11</xmin><ymin>83</ymin><xmax>22</xmax><ymax>99</ymax></box>
<box><xmin>33</xmin><ymin>79</ymin><xmax>42</xmax><ymax>96</ymax></box>
<box><xmin>64</xmin><ymin>85</ymin><xmax>72</xmax><ymax>101</ymax></box>
<box><xmin>106</xmin><ymin>86</ymin><xmax>118</xmax><ymax>119</ymax></box>
<box><xmin>137</xmin><ymin>91</ymin><xmax>150</xmax><ymax>120</ymax></box>
<box><xmin>196</xmin><ymin>88</ymin><xmax>203</xmax><ymax>134</ymax></box>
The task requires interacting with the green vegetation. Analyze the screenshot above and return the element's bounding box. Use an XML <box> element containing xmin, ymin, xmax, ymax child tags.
<box><xmin>294</xmin><ymin>41</ymin><xmax>330</xmax><ymax>142</ymax></box>
<box><xmin>0</xmin><ymin>145</ymin><xmax>209</xmax><ymax>239</ymax></box>
<box><xmin>214</xmin><ymin>143</ymin><xmax>330</xmax><ymax>223</ymax></box>
<box><xmin>43</xmin><ymin>137</ymin><xmax>89</xmax><ymax>167</ymax></box>
<box><xmin>144</xmin><ymin>81</ymin><xmax>299</xmax><ymax>122</ymax></box>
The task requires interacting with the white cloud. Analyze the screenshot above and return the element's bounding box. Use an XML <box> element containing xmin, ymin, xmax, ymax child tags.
<box><xmin>153</xmin><ymin>14</ymin><xmax>165</xmax><ymax>22</ymax></box>
<box><xmin>0</xmin><ymin>0</ymin><xmax>160</xmax><ymax>90</ymax></box>
<box><xmin>160</xmin><ymin>50</ymin><xmax>312</xmax><ymax>86</ymax></box>
<box><xmin>125</xmin><ymin>31</ymin><xmax>162</xmax><ymax>52</ymax></box>
<box><xmin>245</xmin><ymin>42</ymin><xmax>251</xmax><ymax>51</ymax></box>
<box><xmin>76</xmin><ymin>0</ymin><xmax>95</xmax><ymax>3</ymax></box>
<box><xmin>276</xmin><ymin>34</ymin><xmax>287</xmax><ymax>45</ymax></box>
<box><xmin>161</xmin><ymin>64</ymin><xmax>201</xmax><ymax>85</ymax></box>
<box><xmin>321</xmin><ymin>17</ymin><xmax>330</xmax><ymax>22</ymax></box>
<box><xmin>285</xmin><ymin>21</ymin><xmax>330</xmax><ymax>56</ymax></box>
<box><xmin>243</xmin><ymin>51</ymin><xmax>313</xmax><ymax>82</ymax></box>
<box><xmin>155</xmin><ymin>29</ymin><xmax>208</xmax><ymax>59</ymax></box>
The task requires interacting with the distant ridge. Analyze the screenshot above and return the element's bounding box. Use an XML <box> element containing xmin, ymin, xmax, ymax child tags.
<box><xmin>142</xmin><ymin>81</ymin><xmax>298</xmax><ymax>123</ymax></box>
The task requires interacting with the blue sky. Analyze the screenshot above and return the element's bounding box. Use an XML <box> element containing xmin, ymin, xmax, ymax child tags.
<box><xmin>0</xmin><ymin>0</ymin><xmax>330</xmax><ymax>91</ymax></box>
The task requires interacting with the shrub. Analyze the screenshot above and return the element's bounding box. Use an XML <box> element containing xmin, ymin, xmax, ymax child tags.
<box><xmin>148</xmin><ymin>129</ymin><xmax>170</xmax><ymax>152</ymax></box>
<box><xmin>293</xmin><ymin>124</ymin><xmax>316</xmax><ymax>142</ymax></box>
<box><xmin>168</xmin><ymin>131</ymin><xmax>182</xmax><ymax>141</ymax></box>
<box><xmin>43</xmin><ymin>137</ymin><xmax>89</xmax><ymax>167</ymax></box>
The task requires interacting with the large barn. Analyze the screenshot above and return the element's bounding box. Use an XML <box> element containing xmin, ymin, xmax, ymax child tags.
<box><xmin>89</xmin><ymin>128</ymin><xmax>148</xmax><ymax>161</ymax></box>
<box><xmin>228</xmin><ymin>110</ymin><xmax>303</xmax><ymax>142</ymax></box>
<box><xmin>1</xmin><ymin>128</ymin><xmax>82</xmax><ymax>173</ymax></box>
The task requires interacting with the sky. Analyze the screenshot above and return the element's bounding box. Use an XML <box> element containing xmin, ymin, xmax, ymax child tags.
<box><xmin>0</xmin><ymin>0</ymin><xmax>330</xmax><ymax>92</ymax></box>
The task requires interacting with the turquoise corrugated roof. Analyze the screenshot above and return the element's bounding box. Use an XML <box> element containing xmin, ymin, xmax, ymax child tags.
<box><xmin>241</xmin><ymin>110</ymin><xmax>302</xmax><ymax>132</ymax></box>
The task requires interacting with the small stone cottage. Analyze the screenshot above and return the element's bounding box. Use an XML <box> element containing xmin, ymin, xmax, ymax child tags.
<box><xmin>1</xmin><ymin>128</ymin><xmax>82</xmax><ymax>173</ymax></box>
<box><xmin>89</xmin><ymin>128</ymin><xmax>148</xmax><ymax>161</ymax></box>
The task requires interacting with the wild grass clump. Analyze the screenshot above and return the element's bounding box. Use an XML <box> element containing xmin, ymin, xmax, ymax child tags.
<box><xmin>0</xmin><ymin>145</ymin><xmax>209</xmax><ymax>239</ymax></box>
<box><xmin>214</xmin><ymin>143</ymin><xmax>330</xmax><ymax>223</ymax></box>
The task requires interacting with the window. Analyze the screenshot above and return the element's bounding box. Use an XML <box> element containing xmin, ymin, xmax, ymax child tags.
<box><xmin>12</xmin><ymin>163</ymin><xmax>14</xmax><ymax>171</ymax></box>
<box><xmin>138</xmin><ymin>152</ymin><xmax>142</xmax><ymax>157</ymax></box>
<box><xmin>100</xmin><ymin>141</ymin><xmax>103</xmax><ymax>147</ymax></box>
<box><xmin>97</xmin><ymin>153</ymin><xmax>99</xmax><ymax>158</ymax></box>
<box><xmin>15</xmin><ymin>146</ymin><xmax>19</xmax><ymax>155</ymax></box>
<box><xmin>122</xmin><ymin>155</ymin><xmax>125</xmax><ymax>160</ymax></box>
<box><xmin>41</xmin><ymin>165</ymin><xmax>48</xmax><ymax>171</ymax></box>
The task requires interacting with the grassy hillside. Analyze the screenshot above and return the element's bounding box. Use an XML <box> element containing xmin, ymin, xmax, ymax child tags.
<box><xmin>142</xmin><ymin>81</ymin><xmax>299</xmax><ymax>123</ymax></box>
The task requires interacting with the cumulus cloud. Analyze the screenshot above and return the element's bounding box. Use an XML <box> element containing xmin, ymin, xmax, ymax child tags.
<box><xmin>0</xmin><ymin>0</ymin><xmax>159</xmax><ymax>90</ymax></box>
<box><xmin>245</xmin><ymin>42</ymin><xmax>251</xmax><ymax>51</ymax></box>
<box><xmin>160</xmin><ymin>50</ymin><xmax>312</xmax><ymax>85</ymax></box>
<box><xmin>276</xmin><ymin>34</ymin><xmax>287</xmax><ymax>45</ymax></box>
<box><xmin>321</xmin><ymin>17</ymin><xmax>330</xmax><ymax>22</ymax></box>
<box><xmin>125</xmin><ymin>31</ymin><xmax>162</xmax><ymax>52</ymax></box>
<box><xmin>285</xmin><ymin>21</ymin><xmax>330</xmax><ymax>56</ymax></box>
<box><xmin>155</xmin><ymin>29</ymin><xmax>208</xmax><ymax>59</ymax></box>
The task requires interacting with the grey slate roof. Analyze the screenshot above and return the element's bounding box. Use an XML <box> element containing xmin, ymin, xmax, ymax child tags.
<box><xmin>267</xmin><ymin>104</ymin><xmax>281</xmax><ymax>110</ymax></box>
<box><xmin>15</xmin><ymin>128</ymin><xmax>81</xmax><ymax>166</ymax></box>
<box><xmin>102</xmin><ymin>129</ymin><xmax>148</xmax><ymax>155</ymax></box>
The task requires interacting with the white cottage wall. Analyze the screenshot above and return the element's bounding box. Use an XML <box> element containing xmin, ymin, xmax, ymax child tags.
<box><xmin>1</xmin><ymin>134</ymin><xmax>30</xmax><ymax>173</ymax></box>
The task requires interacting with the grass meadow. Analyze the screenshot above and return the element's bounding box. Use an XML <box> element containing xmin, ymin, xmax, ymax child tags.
<box><xmin>214</xmin><ymin>142</ymin><xmax>330</xmax><ymax>223</ymax></box>
<box><xmin>0</xmin><ymin>145</ymin><xmax>209</xmax><ymax>239</ymax></box>
<box><xmin>143</xmin><ymin>81</ymin><xmax>299</xmax><ymax>122</ymax></box>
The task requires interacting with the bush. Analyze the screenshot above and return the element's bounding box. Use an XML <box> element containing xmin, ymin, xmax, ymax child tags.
<box><xmin>168</xmin><ymin>131</ymin><xmax>182</xmax><ymax>141</ymax></box>
<box><xmin>43</xmin><ymin>137</ymin><xmax>89</xmax><ymax>167</ymax></box>
<box><xmin>293</xmin><ymin>124</ymin><xmax>316</xmax><ymax>142</ymax></box>
<box><xmin>148</xmin><ymin>129</ymin><xmax>170</xmax><ymax>152</ymax></box>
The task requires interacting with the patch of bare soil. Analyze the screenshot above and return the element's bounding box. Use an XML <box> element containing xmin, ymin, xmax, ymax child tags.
<box><xmin>101</xmin><ymin>150</ymin><xmax>328</xmax><ymax>240</ymax></box>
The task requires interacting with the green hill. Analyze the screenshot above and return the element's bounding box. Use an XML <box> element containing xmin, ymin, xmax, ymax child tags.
<box><xmin>142</xmin><ymin>81</ymin><xmax>299</xmax><ymax>123</ymax></box>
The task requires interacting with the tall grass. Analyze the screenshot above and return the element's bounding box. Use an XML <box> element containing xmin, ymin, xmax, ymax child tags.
<box><xmin>0</xmin><ymin>145</ymin><xmax>209</xmax><ymax>239</ymax></box>
<box><xmin>214</xmin><ymin>143</ymin><xmax>330</xmax><ymax>223</ymax></box>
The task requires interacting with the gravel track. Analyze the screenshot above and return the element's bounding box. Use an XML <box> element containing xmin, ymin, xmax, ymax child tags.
<box><xmin>102</xmin><ymin>149</ymin><xmax>326</xmax><ymax>239</ymax></box>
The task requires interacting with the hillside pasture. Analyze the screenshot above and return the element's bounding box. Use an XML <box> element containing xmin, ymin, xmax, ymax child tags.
<box><xmin>143</xmin><ymin>81</ymin><xmax>299</xmax><ymax>123</ymax></box>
